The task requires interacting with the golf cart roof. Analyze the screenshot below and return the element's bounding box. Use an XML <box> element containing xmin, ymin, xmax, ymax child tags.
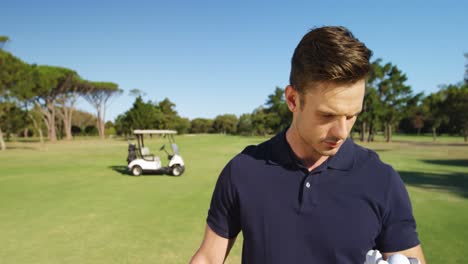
<box><xmin>133</xmin><ymin>129</ymin><xmax>177</xmax><ymax>135</ymax></box>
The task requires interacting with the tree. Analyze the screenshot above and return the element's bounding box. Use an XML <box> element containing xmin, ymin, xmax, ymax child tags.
<box><xmin>71</xmin><ymin>109</ymin><xmax>97</xmax><ymax>132</ymax></box>
<box><xmin>173</xmin><ymin>116</ymin><xmax>191</xmax><ymax>134</ymax></box>
<box><xmin>190</xmin><ymin>118</ymin><xmax>214</xmax><ymax>133</ymax></box>
<box><xmin>118</xmin><ymin>96</ymin><xmax>161</xmax><ymax>132</ymax></box>
<box><xmin>0</xmin><ymin>42</ymin><xmax>31</xmax><ymax>150</ymax></box>
<box><xmin>28</xmin><ymin>104</ymin><xmax>46</xmax><ymax>143</ymax></box>
<box><xmin>114</xmin><ymin>113</ymin><xmax>131</xmax><ymax>136</ymax></box>
<box><xmin>83</xmin><ymin>81</ymin><xmax>122</xmax><ymax>139</ymax></box>
<box><xmin>422</xmin><ymin>90</ymin><xmax>448</xmax><ymax>141</ymax></box>
<box><xmin>213</xmin><ymin>114</ymin><xmax>238</xmax><ymax>134</ymax></box>
<box><xmin>237</xmin><ymin>113</ymin><xmax>253</xmax><ymax>135</ymax></box>
<box><xmin>376</xmin><ymin>63</ymin><xmax>414</xmax><ymax>142</ymax></box>
<box><xmin>410</xmin><ymin>111</ymin><xmax>425</xmax><ymax>135</ymax></box>
<box><xmin>0</xmin><ymin>36</ymin><xmax>8</xmax><ymax>49</ymax></box>
<box><xmin>360</xmin><ymin>59</ymin><xmax>386</xmax><ymax>142</ymax></box>
<box><xmin>27</xmin><ymin>65</ymin><xmax>78</xmax><ymax>142</ymax></box>
<box><xmin>250</xmin><ymin>107</ymin><xmax>275</xmax><ymax>136</ymax></box>
<box><xmin>464</xmin><ymin>53</ymin><xmax>468</xmax><ymax>85</ymax></box>
<box><xmin>398</xmin><ymin>92</ymin><xmax>424</xmax><ymax>135</ymax></box>
<box><xmin>264</xmin><ymin>87</ymin><xmax>291</xmax><ymax>133</ymax></box>
<box><xmin>444</xmin><ymin>84</ymin><xmax>468</xmax><ymax>141</ymax></box>
<box><xmin>129</xmin><ymin>88</ymin><xmax>145</xmax><ymax>98</ymax></box>
<box><xmin>55</xmin><ymin>75</ymin><xmax>86</xmax><ymax>140</ymax></box>
<box><xmin>0</xmin><ymin>101</ymin><xmax>28</xmax><ymax>140</ymax></box>
<box><xmin>358</xmin><ymin>87</ymin><xmax>382</xmax><ymax>142</ymax></box>
<box><xmin>156</xmin><ymin>98</ymin><xmax>178</xmax><ymax>129</ymax></box>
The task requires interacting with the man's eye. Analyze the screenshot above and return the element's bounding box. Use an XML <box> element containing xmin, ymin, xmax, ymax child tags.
<box><xmin>346</xmin><ymin>115</ymin><xmax>355</xmax><ymax>120</ymax></box>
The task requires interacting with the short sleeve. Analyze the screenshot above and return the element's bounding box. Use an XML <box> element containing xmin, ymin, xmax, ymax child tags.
<box><xmin>376</xmin><ymin>167</ymin><xmax>420</xmax><ymax>252</ymax></box>
<box><xmin>206</xmin><ymin>161</ymin><xmax>241</xmax><ymax>239</ymax></box>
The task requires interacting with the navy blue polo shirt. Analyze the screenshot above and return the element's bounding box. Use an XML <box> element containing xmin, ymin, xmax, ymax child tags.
<box><xmin>207</xmin><ymin>130</ymin><xmax>420</xmax><ymax>264</ymax></box>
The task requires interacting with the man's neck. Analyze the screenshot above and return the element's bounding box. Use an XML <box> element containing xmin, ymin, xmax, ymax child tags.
<box><xmin>285</xmin><ymin>127</ymin><xmax>329</xmax><ymax>171</ymax></box>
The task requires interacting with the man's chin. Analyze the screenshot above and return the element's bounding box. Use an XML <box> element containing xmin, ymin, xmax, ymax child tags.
<box><xmin>319</xmin><ymin>145</ymin><xmax>341</xmax><ymax>156</ymax></box>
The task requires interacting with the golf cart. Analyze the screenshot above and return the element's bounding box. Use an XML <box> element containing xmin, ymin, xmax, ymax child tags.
<box><xmin>127</xmin><ymin>129</ymin><xmax>185</xmax><ymax>176</ymax></box>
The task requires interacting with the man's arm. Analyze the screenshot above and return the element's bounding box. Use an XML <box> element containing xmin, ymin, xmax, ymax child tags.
<box><xmin>190</xmin><ymin>224</ymin><xmax>237</xmax><ymax>264</ymax></box>
<box><xmin>383</xmin><ymin>244</ymin><xmax>426</xmax><ymax>264</ymax></box>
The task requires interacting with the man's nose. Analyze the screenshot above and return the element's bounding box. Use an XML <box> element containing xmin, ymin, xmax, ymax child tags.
<box><xmin>330</xmin><ymin>117</ymin><xmax>348</xmax><ymax>141</ymax></box>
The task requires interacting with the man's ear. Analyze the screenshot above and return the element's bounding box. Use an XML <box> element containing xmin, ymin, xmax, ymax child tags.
<box><xmin>285</xmin><ymin>85</ymin><xmax>300</xmax><ymax>112</ymax></box>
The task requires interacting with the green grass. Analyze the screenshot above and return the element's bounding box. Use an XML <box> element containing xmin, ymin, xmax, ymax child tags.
<box><xmin>0</xmin><ymin>134</ymin><xmax>467</xmax><ymax>263</ymax></box>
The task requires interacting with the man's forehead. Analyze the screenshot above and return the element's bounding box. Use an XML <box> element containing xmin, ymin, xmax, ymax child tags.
<box><xmin>304</xmin><ymin>82</ymin><xmax>364</xmax><ymax>114</ymax></box>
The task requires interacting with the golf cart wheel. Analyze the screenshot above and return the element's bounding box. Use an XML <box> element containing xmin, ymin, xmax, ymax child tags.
<box><xmin>132</xmin><ymin>165</ymin><xmax>143</xmax><ymax>176</ymax></box>
<box><xmin>171</xmin><ymin>165</ymin><xmax>184</xmax><ymax>176</ymax></box>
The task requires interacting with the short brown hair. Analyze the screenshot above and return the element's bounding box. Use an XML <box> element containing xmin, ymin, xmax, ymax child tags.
<box><xmin>290</xmin><ymin>26</ymin><xmax>372</xmax><ymax>94</ymax></box>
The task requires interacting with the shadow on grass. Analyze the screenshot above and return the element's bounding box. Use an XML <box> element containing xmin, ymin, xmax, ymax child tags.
<box><xmin>109</xmin><ymin>165</ymin><xmax>129</xmax><ymax>175</ymax></box>
<box><xmin>399</xmin><ymin>170</ymin><xmax>468</xmax><ymax>199</ymax></box>
<box><xmin>368</xmin><ymin>149</ymin><xmax>391</xmax><ymax>153</ymax></box>
<box><xmin>421</xmin><ymin>159</ymin><xmax>468</xmax><ymax>168</ymax></box>
<box><xmin>391</xmin><ymin>140</ymin><xmax>467</xmax><ymax>147</ymax></box>
<box><xmin>108</xmin><ymin>165</ymin><xmax>171</xmax><ymax>177</ymax></box>
<box><xmin>6</xmin><ymin>145</ymin><xmax>40</xmax><ymax>150</ymax></box>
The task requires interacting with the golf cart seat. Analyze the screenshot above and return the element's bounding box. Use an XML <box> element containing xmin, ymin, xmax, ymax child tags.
<box><xmin>141</xmin><ymin>147</ymin><xmax>155</xmax><ymax>161</ymax></box>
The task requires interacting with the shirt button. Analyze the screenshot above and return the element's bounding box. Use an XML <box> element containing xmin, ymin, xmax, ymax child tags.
<box><xmin>306</xmin><ymin>182</ymin><xmax>311</xmax><ymax>188</ymax></box>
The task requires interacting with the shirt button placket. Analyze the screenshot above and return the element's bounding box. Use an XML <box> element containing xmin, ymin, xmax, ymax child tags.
<box><xmin>304</xmin><ymin>172</ymin><xmax>319</xmax><ymax>207</ymax></box>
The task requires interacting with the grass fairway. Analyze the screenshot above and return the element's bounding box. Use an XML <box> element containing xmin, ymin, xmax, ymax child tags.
<box><xmin>0</xmin><ymin>134</ymin><xmax>467</xmax><ymax>263</ymax></box>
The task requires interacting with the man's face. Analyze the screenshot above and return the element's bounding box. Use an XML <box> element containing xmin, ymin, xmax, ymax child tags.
<box><xmin>286</xmin><ymin>80</ymin><xmax>365</xmax><ymax>158</ymax></box>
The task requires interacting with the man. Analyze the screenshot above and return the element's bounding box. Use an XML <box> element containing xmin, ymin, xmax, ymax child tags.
<box><xmin>191</xmin><ymin>26</ymin><xmax>426</xmax><ymax>264</ymax></box>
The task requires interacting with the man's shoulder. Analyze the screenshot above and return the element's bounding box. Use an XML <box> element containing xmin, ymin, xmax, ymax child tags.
<box><xmin>240</xmin><ymin>137</ymin><xmax>273</xmax><ymax>158</ymax></box>
<box><xmin>350</xmin><ymin>140</ymin><xmax>394</xmax><ymax>172</ymax></box>
<box><xmin>230</xmin><ymin>137</ymin><xmax>273</xmax><ymax>164</ymax></box>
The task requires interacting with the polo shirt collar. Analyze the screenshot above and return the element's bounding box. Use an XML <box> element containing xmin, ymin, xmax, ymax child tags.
<box><xmin>326</xmin><ymin>138</ymin><xmax>354</xmax><ymax>171</ymax></box>
<box><xmin>268</xmin><ymin>129</ymin><xmax>354</xmax><ymax>171</ymax></box>
<box><xmin>267</xmin><ymin>129</ymin><xmax>297</xmax><ymax>168</ymax></box>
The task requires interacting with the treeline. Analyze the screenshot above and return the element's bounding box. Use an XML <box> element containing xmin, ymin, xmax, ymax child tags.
<box><xmin>0</xmin><ymin>36</ymin><xmax>122</xmax><ymax>150</ymax></box>
<box><xmin>112</xmin><ymin>87</ymin><xmax>290</xmax><ymax>136</ymax></box>
<box><xmin>111</xmin><ymin>57</ymin><xmax>467</xmax><ymax>142</ymax></box>
<box><xmin>1</xmin><ymin>35</ymin><xmax>467</xmax><ymax>150</ymax></box>
<box><xmin>357</xmin><ymin>58</ymin><xmax>468</xmax><ymax>142</ymax></box>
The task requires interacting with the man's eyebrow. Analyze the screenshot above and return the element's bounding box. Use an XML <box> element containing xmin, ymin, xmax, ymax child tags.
<box><xmin>317</xmin><ymin>109</ymin><xmax>362</xmax><ymax>116</ymax></box>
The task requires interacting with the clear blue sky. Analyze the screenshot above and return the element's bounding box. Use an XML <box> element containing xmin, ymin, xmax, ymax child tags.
<box><xmin>2</xmin><ymin>0</ymin><xmax>467</xmax><ymax>121</ymax></box>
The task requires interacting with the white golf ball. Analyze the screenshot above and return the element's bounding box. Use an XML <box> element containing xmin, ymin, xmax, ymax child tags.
<box><xmin>387</xmin><ymin>253</ymin><xmax>410</xmax><ymax>264</ymax></box>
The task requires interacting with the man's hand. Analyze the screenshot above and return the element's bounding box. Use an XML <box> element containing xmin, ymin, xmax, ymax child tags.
<box><xmin>365</xmin><ymin>250</ymin><xmax>387</xmax><ymax>264</ymax></box>
<box><xmin>365</xmin><ymin>250</ymin><xmax>421</xmax><ymax>264</ymax></box>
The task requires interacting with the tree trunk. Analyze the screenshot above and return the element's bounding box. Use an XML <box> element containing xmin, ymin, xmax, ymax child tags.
<box><xmin>37</xmin><ymin>100</ymin><xmax>57</xmax><ymax>142</ymax></box>
<box><xmin>23</xmin><ymin>128</ymin><xmax>29</xmax><ymax>138</ymax></box>
<box><xmin>432</xmin><ymin>127</ymin><xmax>437</xmax><ymax>142</ymax></box>
<box><xmin>100</xmin><ymin>119</ymin><xmax>105</xmax><ymax>139</ymax></box>
<box><xmin>360</xmin><ymin>121</ymin><xmax>366</xmax><ymax>142</ymax></box>
<box><xmin>387</xmin><ymin>123</ymin><xmax>392</xmax><ymax>142</ymax></box>
<box><xmin>101</xmin><ymin>106</ymin><xmax>107</xmax><ymax>139</ymax></box>
<box><xmin>464</xmin><ymin>129</ymin><xmax>467</xmax><ymax>142</ymax></box>
<box><xmin>417</xmin><ymin>127</ymin><xmax>421</xmax><ymax>136</ymax></box>
<box><xmin>28</xmin><ymin>112</ymin><xmax>45</xmax><ymax>145</ymax></box>
<box><xmin>95</xmin><ymin>106</ymin><xmax>105</xmax><ymax>139</ymax></box>
<box><xmin>47</xmin><ymin>99</ymin><xmax>57</xmax><ymax>142</ymax></box>
<box><xmin>67</xmin><ymin>107</ymin><xmax>74</xmax><ymax>140</ymax></box>
<box><xmin>0</xmin><ymin>128</ymin><xmax>6</xmax><ymax>151</ymax></box>
<box><xmin>57</xmin><ymin>94</ymin><xmax>77</xmax><ymax>141</ymax></box>
<box><xmin>367</xmin><ymin>121</ymin><xmax>374</xmax><ymax>142</ymax></box>
<box><xmin>63</xmin><ymin>119</ymin><xmax>72</xmax><ymax>140</ymax></box>
<box><xmin>97</xmin><ymin>115</ymin><xmax>103</xmax><ymax>139</ymax></box>
<box><xmin>59</xmin><ymin>103</ymin><xmax>72</xmax><ymax>140</ymax></box>
<box><xmin>98</xmin><ymin>106</ymin><xmax>106</xmax><ymax>139</ymax></box>
<box><xmin>48</xmin><ymin>112</ymin><xmax>57</xmax><ymax>142</ymax></box>
<box><xmin>384</xmin><ymin>123</ymin><xmax>388</xmax><ymax>142</ymax></box>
